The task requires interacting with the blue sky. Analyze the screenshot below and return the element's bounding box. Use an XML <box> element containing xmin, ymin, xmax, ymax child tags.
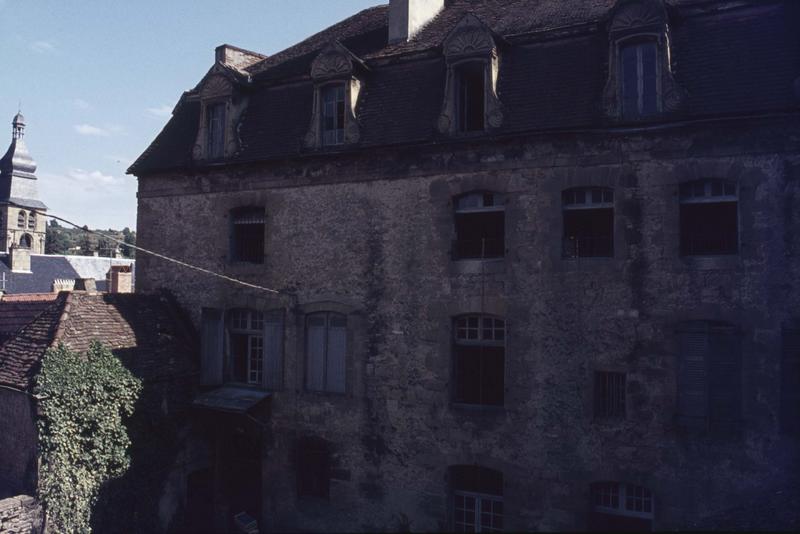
<box><xmin>0</xmin><ymin>0</ymin><xmax>380</xmax><ymax>230</ymax></box>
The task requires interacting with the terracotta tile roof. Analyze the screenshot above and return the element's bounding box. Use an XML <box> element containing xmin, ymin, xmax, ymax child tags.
<box><xmin>0</xmin><ymin>293</ymin><xmax>58</xmax><ymax>302</ymax></box>
<box><xmin>0</xmin><ymin>297</ymin><xmax>56</xmax><ymax>346</ymax></box>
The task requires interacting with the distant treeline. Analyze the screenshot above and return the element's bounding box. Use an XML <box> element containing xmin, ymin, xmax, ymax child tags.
<box><xmin>44</xmin><ymin>219</ymin><xmax>136</xmax><ymax>258</ymax></box>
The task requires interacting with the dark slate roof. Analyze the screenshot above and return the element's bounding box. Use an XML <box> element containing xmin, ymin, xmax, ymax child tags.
<box><xmin>0</xmin><ymin>254</ymin><xmax>79</xmax><ymax>294</ymax></box>
<box><xmin>0</xmin><ymin>294</ymin><xmax>57</xmax><ymax>345</ymax></box>
<box><xmin>0</xmin><ymin>291</ymin><xmax>198</xmax><ymax>392</ymax></box>
<box><xmin>130</xmin><ymin>0</ymin><xmax>800</xmax><ymax>175</ymax></box>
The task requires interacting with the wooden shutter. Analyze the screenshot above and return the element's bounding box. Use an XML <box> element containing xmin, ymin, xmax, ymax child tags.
<box><xmin>326</xmin><ymin>314</ymin><xmax>347</xmax><ymax>394</ymax></box>
<box><xmin>306</xmin><ymin>315</ymin><xmax>326</xmax><ymax>391</ymax></box>
<box><xmin>708</xmin><ymin>326</ymin><xmax>741</xmax><ymax>431</ymax></box>
<box><xmin>263</xmin><ymin>312</ymin><xmax>284</xmax><ymax>391</ymax></box>
<box><xmin>781</xmin><ymin>330</ymin><xmax>800</xmax><ymax>435</ymax></box>
<box><xmin>678</xmin><ymin>328</ymin><xmax>709</xmax><ymax>427</ymax></box>
<box><xmin>200</xmin><ymin>308</ymin><xmax>224</xmax><ymax>385</ymax></box>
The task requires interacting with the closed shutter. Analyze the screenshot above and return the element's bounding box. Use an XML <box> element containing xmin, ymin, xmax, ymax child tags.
<box><xmin>781</xmin><ymin>330</ymin><xmax>800</xmax><ymax>435</ymax></box>
<box><xmin>326</xmin><ymin>314</ymin><xmax>347</xmax><ymax>394</ymax></box>
<box><xmin>263</xmin><ymin>312</ymin><xmax>284</xmax><ymax>391</ymax></box>
<box><xmin>200</xmin><ymin>308</ymin><xmax>224</xmax><ymax>385</ymax></box>
<box><xmin>678</xmin><ymin>328</ymin><xmax>709</xmax><ymax>427</ymax></box>
<box><xmin>306</xmin><ymin>315</ymin><xmax>326</xmax><ymax>391</ymax></box>
<box><xmin>708</xmin><ymin>326</ymin><xmax>741</xmax><ymax>431</ymax></box>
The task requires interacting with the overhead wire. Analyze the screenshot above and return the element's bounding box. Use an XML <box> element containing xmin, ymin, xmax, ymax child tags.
<box><xmin>9</xmin><ymin>202</ymin><xmax>286</xmax><ymax>296</ymax></box>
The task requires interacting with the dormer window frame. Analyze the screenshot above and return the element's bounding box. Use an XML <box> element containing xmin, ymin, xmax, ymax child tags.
<box><xmin>205</xmin><ymin>99</ymin><xmax>227</xmax><ymax>161</ymax></box>
<box><xmin>192</xmin><ymin>72</ymin><xmax>247</xmax><ymax>163</ymax></box>
<box><xmin>618</xmin><ymin>34</ymin><xmax>663</xmax><ymax>120</ymax></box>
<box><xmin>305</xmin><ymin>43</ymin><xmax>363</xmax><ymax>150</ymax></box>
<box><xmin>320</xmin><ymin>81</ymin><xmax>347</xmax><ymax>147</ymax></box>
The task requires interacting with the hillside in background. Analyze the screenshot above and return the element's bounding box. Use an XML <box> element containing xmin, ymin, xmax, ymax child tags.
<box><xmin>44</xmin><ymin>220</ymin><xmax>136</xmax><ymax>258</ymax></box>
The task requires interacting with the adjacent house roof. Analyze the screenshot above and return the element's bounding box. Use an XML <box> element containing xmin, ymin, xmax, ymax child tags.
<box><xmin>0</xmin><ymin>254</ymin><xmax>135</xmax><ymax>294</ymax></box>
<box><xmin>0</xmin><ymin>293</ymin><xmax>58</xmax><ymax>345</ymax></box>
<box><xmin>129</xmin><ymin>0</ymin><xmax>800</xmax><ymax>176</ymax></box>
<box><xmin>0</xmin><ymin>291</ymin><xmax>197</xmax><ymax>392</ymax></box>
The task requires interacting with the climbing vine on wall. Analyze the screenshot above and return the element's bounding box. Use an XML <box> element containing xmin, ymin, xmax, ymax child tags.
<box><xmin>34</xmin><ymin>341</ymin><xmax>142</xmax><ymax>533</ymax></box>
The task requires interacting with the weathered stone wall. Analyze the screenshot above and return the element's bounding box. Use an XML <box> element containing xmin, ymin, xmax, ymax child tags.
<box><xmin>0</xmin><ymin>390</ymin><xmax>37</xmax><ymax>499</ymax></box>
<box><xmin>136</xmin><ymin>116</ymin><xmax>800</xmax><ymax>531</ymax></box>
<box><xmin>0</xmin><ymin>496</ymin><xmax>42</xmax><ymax>534</ymax></box>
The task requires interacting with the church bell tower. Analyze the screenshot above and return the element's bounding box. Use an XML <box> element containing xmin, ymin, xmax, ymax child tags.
<box><xmin>0</xmin><ymin>112</ymin><xmax>47</xmax><ymax>254</ymax></box>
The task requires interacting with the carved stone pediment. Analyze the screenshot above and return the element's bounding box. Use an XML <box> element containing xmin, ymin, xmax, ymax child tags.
<box><xmin>443</xmin><ymin>14</ymin><xmax>496</xmax><ymax>58</ymax></box>
<box><xmin>311</xmin><ymin>43</ymin><xmax>354</xmax><ymax>80</ymax></box>
<box><xmin>200</xmin><ymin>75</ymin><xmax>234</xmax><ymax>100</ymax></box>
<box><xmin>610</xmin><ymin>0</ymin><xmax>667</xmax><ymax>33</ymax></box>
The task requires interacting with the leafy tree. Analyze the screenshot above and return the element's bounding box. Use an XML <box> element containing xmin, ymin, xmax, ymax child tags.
<box><xmin>45</xmin><ymin>227</ymin><xmax>71</xmax><ymax>255</ymax></box>
<box><xmin>35</xmin><ymin>342</ymin><xmax>142</xmax><ymax>534</ymax></box>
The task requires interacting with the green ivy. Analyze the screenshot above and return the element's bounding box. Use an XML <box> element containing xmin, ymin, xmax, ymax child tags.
<box><xmin>34</xmin><ymin>341</ymin><xmax>142</xmax><ymax>534</ymax></box>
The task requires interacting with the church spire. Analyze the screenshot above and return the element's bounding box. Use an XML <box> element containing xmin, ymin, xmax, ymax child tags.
<box><xmin>12</xmin><ymin>112</ymin><xmax>25</xmax><ymax>140</ymax></box>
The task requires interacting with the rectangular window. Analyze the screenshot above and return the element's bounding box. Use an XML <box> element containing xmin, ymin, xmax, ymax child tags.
<box><xmin>454</xmin><ymin>316</ymin><xmax>505</xmax><ymax>407</ymax></box>
<box><xmin>680</xmin><ymin>180</ymin><xmax>738</xmax><ymax>256</ymax></box>
<box><xmin>677</xmin><ymin>322</ymin><xmax>741</xmax><ymax>432</ymax></box>
<box><xmin>206</xmin><ymin>102</ymin><xmax>226</xmax><ymax>159</ymax></box>
<box><xmin>590</xmin><ymin>482</ymin><xmax>653</xmax><ymax>531</ymax></box>
<box><xmin>621</xmin><ymin>41</ymin><xmax>658</xmax><ymax>119</ymax></box>
<box><xmin>306</xmin><ymin>312</ymin><xmax>347</xmax><ymax>393</ymax></box>
<box><xmin>231</xmin><ymin>208</ymin><xmax>265</xmax><ymax>264</ymax></box>
<box><xmin>456</xmin><ymin>62</ymin><xmax>486</xmax><ymax>132</ymax></box>
<box><xmin>322</xmin><ymin>84</ymin><xmax>346</xmax><ymax>146</ymax></box>
<box><xmin>226</xmin><ymin>309</ymin><xmax>283</xmax><ymax>389</ymax></box>
<box><xmin>451</xmin><ymin>466</ymin><xmax>503</xmax><ymax>533</ymax></box>
<box><xmin>454</xmin><ymin>192</ymin><xmax>505</xmax><ymax>260</ymax></box>
<box><xmin>594</xmin><ymin>372</ymin><xmax>626</xmax><ymax>419</ymax></box>
<box><xmin>563</xmin><ymin>188</ymin><xmax>614</xmax><ymax>258</ymax></box>
<box><xmin>781</xmin><ymin>329</ymin><xmax>800</xmax><ymax>435</ymax></box>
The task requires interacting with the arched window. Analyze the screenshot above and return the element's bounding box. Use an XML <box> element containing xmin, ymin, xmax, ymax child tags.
<box><xmin>17</xmin><ymin>210</ymin><xmax>26</xmax><ymax>229</ymax></box>
<box><xmin>27</xmin><ymin>211</ymin><xmax>36</xmax><ymax>230</ymax></box>
<box><xmin>679</xmin><ymin>179</ymin><xmax>738</xmax><ymax>256</ymax></box>
<box><xmin>19</xmin><ymin>234</ymin><xmax>32</xmax><ymax>248</ymax></box>
<box><xmin>590</xmin><ymin>482</ymin><xmax>653</xmax><ymax>531</ymax></box>
<box><xmin>306</xmin><ymin>312</ymin><xmax>347</xmax><ymax>393</ymax></box>
<box><xmin>230</xmin><ymin>207</ymin><xmax>265</xmax><ymax>264</ymax></box>
<box><xmin>450</xmin><ymin>465</ymin><xmax>503</xmax><ymax>532</ymax></box>
<box><xmin>453</xmin><ymin>191</ymin><xmax>505</xmax><ymax>260</ymax></box>
<box><xmin>562</xmin><ymin>187</ymin><xmax>614</xmax><ymax>258</ymax></box>
<box><xmin>453</xmin><ymin>315</ymin><xmax>505</xmax><ymax>406</ymax></box>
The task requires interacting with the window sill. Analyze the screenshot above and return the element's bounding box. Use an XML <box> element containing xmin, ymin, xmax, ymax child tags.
<box><xmin>679</xmin><ymin>254</ymin><xmax>741</xmax><ymax>271</ymax></box>
<box><xmin>450</xmin><ymin>402</ymin><xmax>505</xmax><ymax>414</ymax></box>
<box><xmin>450</xmin><ymin>258</ymin><xmax>506</xmax><ymax>276</ymax></box>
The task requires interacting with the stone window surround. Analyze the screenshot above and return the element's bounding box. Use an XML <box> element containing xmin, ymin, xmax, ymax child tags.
<box><xmin>192</xmin><ymin>73</ymin><xmax>247</xmax><ymax>162</ymax></box>
<box><xmin>450</xmin><ymin>312</ymin><xmax>507</xmax><ymax>410</ymax></box>
<box><xmin>304</xmin><ymin>43</ymin><xmax>362</xmax><ymax>149</ymax></box>
<box><xmin>229</xmin><ymin>205</ymin><xmax>267</xmax><ymax>265</ymax></box>
<box><xmin>438</xmin><ymin>14</ymin><xmax>504</xmax><ymax>135</ymax></box>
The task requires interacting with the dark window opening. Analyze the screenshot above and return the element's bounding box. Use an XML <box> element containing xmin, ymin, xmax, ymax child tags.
<box><xmin>590</xmin><ymin>482</ymin><xmax>653</xmax><ymax>532</ymax></box>
<box><xmin>451</xmin><ymin>465</ymin><xmax>503</xmax><ymax>532</ymax></box>
<box><xmin>231</xmin><ymin>208</ymin><xmax>265</xmax><ymax>264</ymax></box>
<box><xmin>17</xmin><ymin>211</ymin><xmax>25</xmax><ymax>229</ymax></box>
<box><xmin>563</xmin><ymin>188</ymin><xmax>614</xmax><ymax>258</ymax></box>
<box><xmin>454</xmin><ymin>315</ymin><xmax>505</xmax><ymax>407</ymax></box>
<box><xmin>781</xmin><ymin>329</ymin><xmax>800</xmax><ymax>435</ymax></box>
<box><xmin>454</xmin><ymin>192</ymin><xmax>505</xmax><ymax>259</ymax></box>
<box><xmin>306</xmin><ymin>312</ymin><xmax>347</xmax><ymax>393</ymax></box>
<box><xmin>677</xmin><ymin>321</ymin><xmax>741</xmax><ymax>433</ymax></box>
<box><xmin>621</xmin><ymin>41</ymin><xmax>658</xmax><ymax>119</ymax></box>
<box><xmin>680</xmin><ymin>180</ymin><xmax>738</xmax><ymax>256</ymax></box>
<box><xmin>322</xmin><ymin>84</ymin><xmax>346</xmax><ymax>146</ymax></box>
<box><xmin>206</xmin><ymin>102</ymin><xmax>226</xmax><ymax>159</ymax></box>
<box><xmin>27</xmin><ymin>212</ymin><xmax>35</xmax><ymax>230</ymax></box>
<box><xmin>19</xmin><ymin>234</ymin><xmax>32</xmax><ymax>248</ymax></box>
<box><xmin>456</xmin><ymin>62</ymin><xmax>485</xmax><ymax>132</ymax></box>
<box><xmin>227</xmin><ymin>309</ymin><xmax>265</xmax><ymax>385</ymax></box>
<box><xmin>595</xmin><ymin>372</ymin><xmax>626</xmax><ymax>419</ymax></box>
<box><xmin>295</xmin><ymin>438</ymin><xmax>330</xmax><ymax>499</ymax></box>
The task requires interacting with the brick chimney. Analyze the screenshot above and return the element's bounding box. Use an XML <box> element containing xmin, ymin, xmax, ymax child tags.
<box><xmin>215</xmin><ymin>44</ymin><xmax>267</xmax><ymax>70</ymax></box>
<box><xmin>9</xmin><ymin>244</ymin><xmax>31</xmax><ymax>273</ymax></box>
<box><xmin>388</xmin><ymin>0</ymin><xmax>445</xmax><ymax>44</ymax></box>
<box><xmin>109</xmin><ymin>266</ymin><xmax>133</xmax><ymax>294</ymax></box>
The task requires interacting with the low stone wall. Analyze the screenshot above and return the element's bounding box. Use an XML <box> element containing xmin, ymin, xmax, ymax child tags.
<box><xmin>0</xmin><ymin>495</ymin><xmax>42</xmax><ymax>534</ymax></box>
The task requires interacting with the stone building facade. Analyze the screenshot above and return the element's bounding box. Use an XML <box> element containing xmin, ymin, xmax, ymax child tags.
<box><xmin>130</xmin><ymin>0</ymin><xmax>800</xmax><ymax>531</ymax></box>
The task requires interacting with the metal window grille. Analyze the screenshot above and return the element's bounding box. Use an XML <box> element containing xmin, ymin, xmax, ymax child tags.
<box><xmin>232</xmin><ymin>209</ymin><xmax>266</xmax><ymax>263</ymax></box>
<box><xmin>595</xmin><ymin>372</ymin><xmax>626</xmax><ymax>418</ymax></box>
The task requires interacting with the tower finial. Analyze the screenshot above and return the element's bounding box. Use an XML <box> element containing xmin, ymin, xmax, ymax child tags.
<box><xmin>12</xmin><ymin>110</ymin><xmax>25</xmax><ymax>140</ymax></box>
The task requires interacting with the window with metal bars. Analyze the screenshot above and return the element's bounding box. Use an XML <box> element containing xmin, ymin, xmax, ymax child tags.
<box><xmin>206</xmin><ymin>102</ymin><xmax>226</xmax><ymax>159</ymax></box>
<box><xmin>230</xmin><ymin>207</ymin><xmax>265</xmax><ymax>264</ymax></box>
<box><xmin>594</xmin><ymin>371</ymin><xmax>626</xmax><ymax>419</ymax></box>
<box><xmin>621</xmin><ymin>40</ymin><xmax>659</xmax><ymax>120</ymax></box>
<box><xmin>590</xmin><ymin>482</ymin><xmax>653</xmax><ymax>531</ymax></box>
<box><xmin>321</xmin><ymin>84</ymin><xmax>346</xmax><ymax>146</ymax></box>
<box><xmin>562</xmin><ymin>188</ymin><xmax>614</xmax><ymax>258</ymax></box>
<box><xmin>306</xmin><ymin>312</ymin><xmax>347</xmax><ymax>394</ymax></box>
<box><xmin>451</xmin><ymin>465</ymin><xmax>503</xmax><ymax>532</ymax></box>
<box><xmin>679</xmin><ymin>179</ymin><xmax>738</xmax><ymax>256</ymax></box>
<box><xmin>453</xmin><ymin>315</ymin><xmax>505</xmax><ymax>406</ymax></box>
<box><xmin>453</xmin><ymin>192</ymin><xmax>505</xmax><ymax>260</ymax></box>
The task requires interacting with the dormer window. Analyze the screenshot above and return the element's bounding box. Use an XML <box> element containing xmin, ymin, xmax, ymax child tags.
<box><xmin>321</xmin><ymin>84</ymin><xmax>346</xmax><ymax>146</ymax></box>
<box><xmin>206</xmin><ymin>102</ymin><xmax>226</xmax><ymax>159</ymax></box>
<box><xmin>621</xmin><ymin>40</ymin><xmax>659</xmax><ymax>119</ymax></box>
<box><xmin>456</xmin><ymin>62</ymin><xmax>485</xmax><ymax>132</ymax></box>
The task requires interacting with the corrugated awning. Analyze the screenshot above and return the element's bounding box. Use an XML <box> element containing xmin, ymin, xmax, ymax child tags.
<box><xmin>193</xmin><ymin>386</ymin><xmax>271</xmax><ymax>414</ymax></box>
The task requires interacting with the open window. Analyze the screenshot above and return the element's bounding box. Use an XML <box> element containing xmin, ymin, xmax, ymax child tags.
<box><xmin>590</xmin><ymin>482</ymin><xmax>653</xmax><ymax>532</ymax></box>
<box><xmin>230</xmin><ymin>207</ymin><xmax>265</xmax><ymax>264</ymax></box>
<box><xmin>679</xmin><ymin>179</ymin><xmax>738</xmax><ymax>256</ymax></box>
<box><xmin>450</xmin><ymin>465</ymin><xmax>503</xmax><ymax>532</ymax></box>
<box><xmin>621</xmin><ymin>39</ymin><xmax>659</xmax><ymax>120</ymax></box>
<box><xmin>321</xmin><ymin>84</ymin><xmax>346</xmax><ymax>146</ymax></box>
<box><xmin>455</xmin><ymin>62</ymin><xmax>486</xmax><ymax>133</ymax></box>
<box><xmin>306</xmin><ymin>312</ymin><xmax>347</xmax><ymax>394</ymax></box>
<box><xmin>206</xmin><ymin>102</ymin><xmax>226</xmax><ymax>159</ymax></box>
<box><xmin>453</xmin><ymin>192</ymin><xmax>505</xmax><ymax>260</ymax></box>
<box><xmin>562</xmin><ymin>188</ymin><xmax>614</xmax><ymax>258</ymax></box>
<box><xmin>453</xmin><ymin>315</ymin><xmax>505</xmax><ymax>407</ymax></box>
